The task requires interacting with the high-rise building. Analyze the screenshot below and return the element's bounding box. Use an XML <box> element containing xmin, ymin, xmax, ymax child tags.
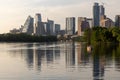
<box><xmin>93</xmin><ymin>3</ymin><xmax>100</xmax><ymax>27</ymax></box>
<box><xmin>115</xmin><ymin>15</ymin><xmax>120</xmax><ymax>27</ymax></box>
<box><xmin>35</xmin><ymin>13</ymin><xmax>42</xmax><ymax>23</ymax></box>
<box><xmin>47</xmin><ymin>19</ymin><xmax>54</xmax><ymax>35</ymax></box>
<box><xmin>100</xmin><ymin>15</ymin><xmax>107</xmax><ymax>26</ymax></box>
<box><xmin>101</xmin><ymin>18</ymin><xmax>114</xmax><ymax>28</ymax></box>
<box><xmin>99</xmin><ymin>5</ymin><xmax>106</xmax><ymax>27</ymax></box>
<box><xmin>43</xmin><ymin>22</ymin><xmax>48</xmax><ymax>35</ymax></box>
<box><xmin>34</xmin><ymin>13</ymin><xmax>45</xmax><ymax>35</ymax></box>
<box><xmin>66</xmin><ymin>17</ymin><xmax>75</xmax><ymax>35</ymax></box>
<box><xmin>55</xmin><ymin>24</ymin><xmax>60</xmax><ymax>35</ymax></box>
<box><xmin>87</xmin><ymin>18</ymin><xmax>93</xmax><ymax>28</ymax></box>
<box><xmin>100</xmin><ymin>5</ymin><xmax>105</xmax><ymax>17</ymax></box>
<box><xmin>78</xmin><ymin>17</ymin><xmax>90</xmax><ymax>36</ymax></box>
<box><xmin>58</xmin><ymin>30</ymin><xmax>65</xmax><ymax>35</ymax></box>
<box><xmin>22</xmin><ymin>16</ymin><xmax>34</xmax><ymax>35</ymax></box>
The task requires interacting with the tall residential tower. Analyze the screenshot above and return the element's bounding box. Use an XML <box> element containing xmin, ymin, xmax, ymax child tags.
<box><xmin>47</xmin><ymin>19</ymin><xmax>54</xmax><ymax>35</ymax></box>
<box><xmin>22</xmin><ymin>16</ymin><xmax>34</xmax><ymax>35</ymax></box>
<box><xmin>66</xmin><ymin>17</ymin><xmax>75</xmax><ymax>35</ymax></box>
<box><xmin>34</xmin><ymin>13</ymin><xmax>45</xmax><ymax>35</ymax></box>
<box><xmin>93</xmin><ymin>2</ymin><xmax>100</xmax><ymax>27</ymax></box>
<box><xmin>115</xmin><ymin>15</ymin><xmax>120</xmax><ymax>28</ymax></box>
<box><xmin>78</xmin><ymin>17</ymin><xmax>90</xmax><ymax>36</ymax></box>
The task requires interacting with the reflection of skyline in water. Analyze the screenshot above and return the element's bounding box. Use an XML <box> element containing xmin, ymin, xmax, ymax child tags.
<box><xmin>65</xmin><ymin>42</ymin><xmax>75</xmax><ymax>67</ymax></box>
<box><xmin>7</xmin><ymin>42</ymin><xmax>120</xmax><ymax>79</ymax></box>
<box><xmin>93</xmin><ymin>53</ymin><xmax>105</xmax><ymax>80</ymax></box>
<box><xmin>9</xmin><ymin>43</ymin><xmax>61</xmax><ymax>71</ymax></box>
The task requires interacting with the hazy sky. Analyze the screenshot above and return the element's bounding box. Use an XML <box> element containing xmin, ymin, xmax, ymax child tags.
<box><xmin>0</xmin><ymin>0</ymin><xmax>120</xmax><ymax>33</ymax></box>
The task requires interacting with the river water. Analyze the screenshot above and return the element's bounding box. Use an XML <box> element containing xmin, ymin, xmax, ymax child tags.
<box><xmin>0</xmin><ymin>42</ymin><xmax>120</xmax><ymax>80</ymax></box>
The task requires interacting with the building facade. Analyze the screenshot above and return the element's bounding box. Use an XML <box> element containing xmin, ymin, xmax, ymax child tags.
<box><xmin>34</xmin><ymin>13</ymin><xmax>45</xmax><ymax>35</ymax></box>
<box><xmin>47</xmin><ymin>19</ymin><xmax>54</xmax><ymax>35</ymax></box>
<box><xmin>10</xmin><ymin>13</ymin><xmax>61</xmax><ymax>36</ymax></box>
<box><xmin>100</xmin><ymin>5</ymin><xmax>105</xmax><ymax>17</ymax></box>
<box><xmin>93</xmin><ymin>3</ymin><xmax>100</xmax><ymax>27</ymax></box>
<box><xmin>22</xmin><ymin>16</ymin><xmax>34</xmax><ymax>35</ymax></box>
<box><xmin>87</xmin><ymin>18</ymin><xmax>93</xmax><ymax>28</ymax></box>
<box><xmin>78</xmin><ymin>17</ymin><xmax>90</xmax><ymax>36</ymax></box>
<box><xmin>55</xmin><ymin>24</ymin><xmax>60</xmax><ymax>35</ymax></box>
<box><xmin>101</xmin><ymin>18</ymin><xmax>114</xmax><ymax>28</ymax></box>
<box><xmin>66</xmin><ymin>17</ymin><xmax>75</xmax><ymax>35</ymax></box>
<box><xmin>115</xmin><ymin>15</ymin><xmax>120</xmax><ymax>27</ymax></box>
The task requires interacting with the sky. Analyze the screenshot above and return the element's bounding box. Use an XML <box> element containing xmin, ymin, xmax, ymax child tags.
<box><xmin>0</xmin><ymin>0</ymin><xmax>120</xmax><ymax>33</ymax></box>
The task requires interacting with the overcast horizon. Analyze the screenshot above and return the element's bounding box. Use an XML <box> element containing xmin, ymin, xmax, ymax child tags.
<box><xmin>0</xmin><ymin>0</ymin><xmax>120</xmax><ymax>33</ymax></box>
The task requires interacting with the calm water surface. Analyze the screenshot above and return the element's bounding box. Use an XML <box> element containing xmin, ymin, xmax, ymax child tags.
<box><xmin>0</xmin><ymin>42</ymin><xmax>120</xmax><ymax>80</ymax></box>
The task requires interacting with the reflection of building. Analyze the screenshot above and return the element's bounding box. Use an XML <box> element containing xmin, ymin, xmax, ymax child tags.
<box><xmin>33</xmin><ymin>49</ymin><xmax>46</xmax><ymax>71</ymax></box>
<box><xmin>66</xmin><ymin>17</ymin><xmax>75</xmax><ymax>35</ymax></box>
<box><xmin>78</xmin><ymin>17</ymin><xmax>90</xmax><ymax>36</ymax></box>
<box><xmin>54</xmin><ymin>47</ymin><xmax>60</xmax><ymax>60</ymax></box>
<box><xmin>21</xmin><ymin>16</ymin><xmax>34</xmax><ymax>35</ymax></box>
<box><xmin>26</xmin><ymin>49</ymin><xmax>34</xmax><ymax>68</ymax></box>
<box><xmin>115</xmin><ymin>51</ymin><xmax>120</xmax><ymax>70</ymax></box>
<box><xmin>77</xmin><ymin>43</ymin><xmax>83</xmax><ymax>64</ymax></box>
<box><xmin>46</xmin><ymin>50</ymin><xmax>54</xmax><ymax>63</ymax></box>
<box><xmin>65</xmin><ymin>42</ymin><xmax>75</xmax><ymax>66</ymax></box>
<box><xmin>22</xmin><ymin>43</ymin><xmax>61</xmax><ymax>71</ymax></box>
<box><xmin>77</xmin><ymin>43</ymin><xmax>90</xmax><ymax>65</ymax></box>
<box><xmin>93</xmin><ymin>54</ymin><xmax>105</xmax><ymax>80</ymax></box>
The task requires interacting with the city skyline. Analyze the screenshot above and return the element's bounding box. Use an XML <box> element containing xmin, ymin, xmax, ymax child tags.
<box><xmin>0</xmin><ymin>0</ymin><xmax>120</xmax><ymax>33</ymax></box>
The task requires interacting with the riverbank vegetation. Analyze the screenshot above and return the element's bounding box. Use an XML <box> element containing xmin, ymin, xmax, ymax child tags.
<box><xmin>84</xmin><ymin>27</ymin><xmax>120</xmax><ymax>43</ymax></box>
<box><xmin>0</xmin><ymin>33</ymin><xmax>57</xmax><ymax>42</ymax></box>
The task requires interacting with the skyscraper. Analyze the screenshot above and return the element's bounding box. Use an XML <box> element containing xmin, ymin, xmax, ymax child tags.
<box><xmin>100</xmin><ymin>5</ymin><xmax>105</xmax><ymax>17</ymax></box>
<box><xmin>22</xmin><ymin>16</ymin><xmax>34</xmax><ymax>35</ymax></box>
<box><xmin>34</xmin><ymin>13</ymin><xmax>45</xmax><ymax>35</ymax></box>
<box><xmin>93</xmin><ymin>3</ymin><xmax>100</xmax><ymax>27</ymax></box>
<box><xmin>35</xmin><ymin>13</ymin><xmax>41</xmax><ymax>23</ymax></box>
<box><xmin>101</xmin><ymin>18</ymin><xmax>114</xmax><ymax>28</ymax></box>
<box><xmin>47</xmin><ymin>19</ymin><xmax>54</xmax><ymax>35</ymax></box>
<box><xmin>78</xmin><ymin>17</ymin><xmax>90</xmax><ymax>36</ymax></box>
<box><xmin>43</xmin><ymin>22</ymin><xmax>48</xmax><ymax>35</ymax></box>
<box><xmin>66</xmin><ymin>17</ymin><xmax>75</xmax><ymax>35</ymax></box>
<box><xmin>99</xmin><ymin>5</ymin><xmax>106</xmax><ymax>27</ymax></box>
<box><xmin>87</xmin><ymin>18</ymin><xmax>93</xmax><ymax>28</ymax></box>
<box><xmin>115</xmin><ymin>15</ymin><xmax>120</xmax><ymax>27</ymax></box>
<box><xmin>55</xmin><ymin>24</ymin><xmax>60</xmax><ymax>35</ymax></box>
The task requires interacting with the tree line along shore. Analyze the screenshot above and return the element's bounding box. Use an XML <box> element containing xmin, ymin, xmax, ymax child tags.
<box><xmin>84</xmin><ymin>27</ymin><xmax>120</xmax><ymax>44</ymax></box>
<box><xmin>0</xmin><ymin>33</ymin><xmax>57</xmax><ymax>42</ymax></box>
<box><xmin>1</xmin><ymin>27</ymin><xmax>120</xmax><ymax>43</ymax></box>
